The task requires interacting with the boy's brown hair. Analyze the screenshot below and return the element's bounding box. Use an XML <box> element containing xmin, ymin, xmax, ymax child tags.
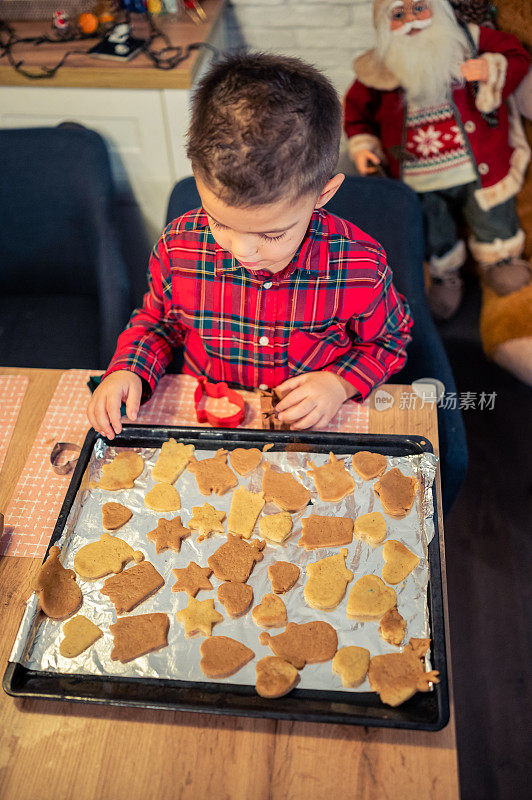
<box><xmin>187</xmin><ymin>52</ymin><xmax>342</xmax><ymax>206</ymax></box>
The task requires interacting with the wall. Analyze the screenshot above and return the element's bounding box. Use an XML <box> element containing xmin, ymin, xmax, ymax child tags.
<box><xmin>223</xmin><ymin>0</ymin><xmax>375</xmax><ymax>97</ymax></box>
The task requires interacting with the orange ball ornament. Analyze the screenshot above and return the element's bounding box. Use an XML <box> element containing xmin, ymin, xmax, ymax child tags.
<box><xmin>78</xmin><ymin>12</ymin><xmax>99</xmax><ymax>35</ymax></box>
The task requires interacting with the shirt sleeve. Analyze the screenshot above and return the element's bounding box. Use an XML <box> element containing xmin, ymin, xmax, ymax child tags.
<box><xmin>323</xmin><ymin>247</ymin><xmax>413</xmax><ymax>401</ymax></box>
<box><xmin>103</xmin><ymin>234</ymin><xmax>185</xmax><ymax>400</ymax></box>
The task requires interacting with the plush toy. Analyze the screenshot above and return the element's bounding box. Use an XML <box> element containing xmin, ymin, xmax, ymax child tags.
<box><xmin>344</xmin><ymin>0</ymin><xmax>532</xmax><ymax>384</ymax></box>
<box><xmin>478</xmin><ymin>0</ymin><xmax>532</xmax><ymax>384</ymax></box>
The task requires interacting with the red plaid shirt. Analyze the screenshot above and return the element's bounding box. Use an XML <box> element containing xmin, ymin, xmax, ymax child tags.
<box><xmin>105</xmin><ymin>208</ymin><xmax>413</xmax><ymax>401</ymax></box>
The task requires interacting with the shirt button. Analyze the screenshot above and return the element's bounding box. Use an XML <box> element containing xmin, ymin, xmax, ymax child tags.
<box><xmin>259</xmin><ymin>383</ymin><xmax>268</xmax><ymax>391</ymax></box>
<box><xmin>478</xmin><ymin>162</ymin><xmax>489</xmax><ymax>175</ymax></box>
<box><xmin>263</xmin><ymin>281</ymin><xmax>273</xmax><ymax>289</ymax></box>
<box><xmin>464</xmin><ymin>120</ymin><xmax>475</xmax><ymax>133</ymax></box>
<box><xmin>259</xmin><ymin>336</ymin><xmax>269</xmax><ymax>346</ymax></box>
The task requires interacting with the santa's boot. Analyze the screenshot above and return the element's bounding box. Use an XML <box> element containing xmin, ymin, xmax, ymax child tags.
<box><xmin>427</xmin><ymin>240</ymin><xmax>466</xmax><ymax>320</ymax></box>
<box><xmin>469</xmin><ymin>230</ymin><xmax>532</xmax><ymax>296</ymax></box>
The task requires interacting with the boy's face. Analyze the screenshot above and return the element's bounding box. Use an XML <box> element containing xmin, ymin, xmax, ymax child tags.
<box><xmin>196</xmin><ymin>176</ymin><xmax>324</xmax><ymax>274</ymax></box>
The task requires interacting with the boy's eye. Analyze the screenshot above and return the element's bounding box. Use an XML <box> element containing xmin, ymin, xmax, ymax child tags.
<box><xmin>259</xmin><ymin>232</ymin><xmax>286</xmax><ymax>242</ymax></box>
<box><xmin>210</xmin><ymin>218</ymin><xmax>285</xmax><ymax>242</ymax></box>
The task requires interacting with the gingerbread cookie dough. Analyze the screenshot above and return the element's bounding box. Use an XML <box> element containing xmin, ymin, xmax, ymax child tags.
<box><xmin>258</xmin><ymin>511</ymin><xmax>293</xmax><ymax>544</ymax></box>
<box><xmin>307</xmin><ymin>452</ymin><xmax>355</xmax><ymax>502</ymax></box>
<box><xmin>346</xmin><ymin>575</ymin><xmax>397</xmax><ymax>621</ymax></box>
<box><xmin>189</xmin><ymin>503</ymin><xmax>226</xmax><ymax>542</ymax></box>
<box><xmin>332</xmin><ymin>646</ymin><xmax>370</xmax><ymax>688</ymax></box>
<box><xmin>188</xmin><ymin>449</ymin><xmax>238</xmax><ymax>496</ymax></box>
<box><xmin>200</xmin><ymin>636</ymin><xmax>255</xmax><ymax>679</ymax></box>
<box><xmin>374</xmin><ymin>468</ymin><xmax>418</xmax><ymax>518</ymax></box>
<box><xmin>368</xmin><ymin>638</ymin><xmax>439</xmax><ymax>707</ymax></box>
<box><xmin>144</xmin><ymin>483</ymin><xmax>181</xmax><ymax>512</ymax></box>
<box><xmin>208</xmin><ymin>535</ymin><xmax>265</xmax><ymax>583</ymax></box>
<box><xmin>298</xmin><ymin>514</ymin><xmax>353</xmax><ymax>550</ymax></box>
<box><xmin>230</xmin><ymin>447</ymin><xmax>262</xmax><ymax>475</ymax></box>
<box><xmin>34</xmin><ymin>546</ymin><xmax>83</xmax><ymax>620</ymax></box>
<box><xmin>304</xmin><ymin>549</ymin><xmax>353</xmax><ymax>611</ymax></box>
<box><xmin>74</xmin><ymin>533</ymin><xmax>143</xmax><ymax>580</ymax></box>
<box><xmin>255</xmin><ymin>656</ymin><xmax>299</xmax><ymax>698</ymax></box>
<box><xmin>101</xmin><ymin>561</ymin><xmax>164</xmax><ymax>614</ymax></box>
<box><xmin>252</xmin><ymin>593</ymin><xmax>288</xmax><ymax>628</ymax></box>
<box><xmin>59</xmin><ymin>615</ymin><xmax>103</xmax><ymax>658</ymax></box>
<box><xmin>176</xmin><ymin>597</ymin><xmax>223</xmax><ymax>638</ymax></box>
<box><xmin>146</xmin><ymin>517</ymin><xmax>190</xmax><ymax>554</ymax></box>
<box><xmin>110</xmin><ymin>613</ymin><xmax>169</xmax><ymax>663</ymax></box>
<box><xmin>102</xmin><ymin>502</ymin><xmax>132</xmax><ymax>531</ymax></box>
<box><xmin>97</xmin><ymin>451</ymin><xmax>144</xmax><ymax>491</ymax></box>
<box><xmin>268</xmin><ymin>561</ymin><xmax>300</xmax><ymax>594</ymax></box>
<box><xmin>172</xmin><ymin>562</ymin><xmax>213</xmax><ymax>597</ymax></box>
<box><xmin>152</xmin><ymin>439</ymin><xmax>194</xmax><ymax>484</ymax></box>
<box><xmin>352</xmin><ymin>451</ymin><xmax>387</xmax><ymax>481</ymax></box>
<box><xmin>227</xmin><ymin>486</ymin><xmax>265</xmax><ymax>539</ymax></box>
<box><xmin>354</xmin><ymin>512</ymin><xmax>387</xmax><ymax>546</ymax></box>
<box><xmin>259</xmin><ymin>621</ymin><xmax>338</xmax><ymax>669</ymax></box>
<box><xmin>382</xmin><ymin>540</ymin><xmax>420</xmax><ymax>584</ymax></box>
<box><xmin>217</xmin><ymin>582</ymin><xmax>254</xmax><ymax>618</ymax></box>
<box><xmin>262</xmin><ymin>463</ymin><xmax>310</xmax><ymax>511</ymax></box>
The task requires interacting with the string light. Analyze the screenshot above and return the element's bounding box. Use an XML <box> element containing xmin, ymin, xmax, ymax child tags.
<box><xmin>0</xmin><ymin>12</ymin><xmax>218</xmax><ymax>80</ymax></box>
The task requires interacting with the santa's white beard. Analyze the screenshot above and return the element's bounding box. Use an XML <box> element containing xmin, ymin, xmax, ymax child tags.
<box><xmin>375</xmin><ymin>3</ymin><xmax>469</xmax><ymax>107</ymax></box>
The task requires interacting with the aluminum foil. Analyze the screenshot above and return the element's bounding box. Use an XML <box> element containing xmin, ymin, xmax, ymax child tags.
<box><xmin>11</xmin><ymin>441</ymin><xmax>438</xmax><ymax>694</ymax></box>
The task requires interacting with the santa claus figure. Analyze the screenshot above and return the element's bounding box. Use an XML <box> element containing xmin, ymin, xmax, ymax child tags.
<box><xmin>344</xmin><ymin>0</ymin><xmax>531</xmax><ymax>319</ymax></box>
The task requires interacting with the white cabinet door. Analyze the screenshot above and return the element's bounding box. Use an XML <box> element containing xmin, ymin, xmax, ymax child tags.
<box><xmin>0</xmin><ymin>85</ymin><xmax>191</xmax><ymax>236</ymax></box>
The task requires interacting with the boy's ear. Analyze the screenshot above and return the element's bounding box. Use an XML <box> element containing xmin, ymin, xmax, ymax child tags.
<box><xmin>315</xmin><ymin>173</ymin><xmax>345</xmax><ymax>209</ymax></box>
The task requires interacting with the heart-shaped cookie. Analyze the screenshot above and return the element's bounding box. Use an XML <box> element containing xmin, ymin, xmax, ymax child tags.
<box><xmin>217</xmin><ymin>582</ymin><xmax>253</xmax><ymax>618</ymax></box>
<box><xmin>346</xmin><ymin>575</ymin><xmax>397</xmax><ymax>621</ymax></box>
<box><xmin>252</xmin><ymin>593</ymin><xmax>287</xmax><ymax>628</ymax></box>
<box><xmin>200</xmin><ymin>636</ymin><xmax>255</xmax><ymax>678</ymax></box>
<box><xmin>255</xmin><ymin>656</ymin><xmax>299</xmax><ymax>698</ymax></box>
<box><xmin>102</xmin><ymin>502</ymin><xmax>132</xmax><ymax>531</ymax></box>
<box><xmin>382</xmin><ymin>540</ymin><xmax>420</xmax><ymax>584</ymax></box>
<box><xmin>230</xmin><ymin>447</ymin><xmax>263</xmax><ymax>476</ymax></box>
<box><xmin>354</xmin><ymin>512</ymin><xmax>387</xmax><ymax>546</ymax></box>
<box><xmin>259</xmin><ymin>511</ymin><xmax>293</xmax><ymax>544</ymax></box>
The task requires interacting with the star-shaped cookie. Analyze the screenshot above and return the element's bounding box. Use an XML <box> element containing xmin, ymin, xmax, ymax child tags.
<box><xmin>176</xmin><ymin>597</ymin><xmax>223</xmax><ymax>638</ymax></box>
<box><xmin>146</xmin><ymin>516</ymin><xmax>190</xmax><ymax>554</ymax></box>
<box><xmin>189</xmin><ymin>503</ymin><xmax>226</xmax><ymax>542</ymax></box>
<box><xmin>171</xmin><ymin>561</ymin><xmax>213</xmax><ymax>597</ymax></box>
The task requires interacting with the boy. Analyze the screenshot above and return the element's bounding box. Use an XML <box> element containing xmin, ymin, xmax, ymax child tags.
<box><xmin>88</xmin><ymin>53</ymin><xmax>413</xmax><ymax>438</ymax></box>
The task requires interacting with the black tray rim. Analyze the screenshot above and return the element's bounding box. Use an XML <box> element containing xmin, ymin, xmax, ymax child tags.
<box><xmin>3</xmin><ymin>424</ymin><xmax>449</xmax><ymax>731</ymax></box>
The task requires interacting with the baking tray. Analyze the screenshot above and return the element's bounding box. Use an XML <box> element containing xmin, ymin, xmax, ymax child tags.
<box><xmin>3</xmin><ymin>425</ymin><xmax>449</xmax><ymax>730</ymax></box>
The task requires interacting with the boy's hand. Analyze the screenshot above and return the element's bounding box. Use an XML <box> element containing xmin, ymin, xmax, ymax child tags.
<box><xmin>274</xmin><ymin>372</ymin><xmax>354</xmax><ymax>430</ymax></box>
<box><xmin>87</xmin><ymin>370</ymin><xmax>142</xmax><ymax>440</ymax></box>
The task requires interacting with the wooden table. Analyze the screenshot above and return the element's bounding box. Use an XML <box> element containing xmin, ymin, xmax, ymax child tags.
<box><xmin>0</xmin><ymin>2</ymin><xmax>225</xmax><ymax>88</ymax></box>
<box><xmin>0</xmin><ymin>367</ymin><xmax>459</xmax><ymax>800</ymax></box>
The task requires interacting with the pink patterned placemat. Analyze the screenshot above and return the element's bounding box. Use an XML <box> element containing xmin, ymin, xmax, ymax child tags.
<box><xmin>0</xmin><ymin>375</ymin><xmax>29</xmax><ymax>472</ymax></box>
<box><xmin>2</xmin><ymin>369</ymin><xmax>369</xmax><ymax>558</ymax></box>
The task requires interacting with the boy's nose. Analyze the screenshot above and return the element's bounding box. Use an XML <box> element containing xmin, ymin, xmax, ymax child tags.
<box><xmin>231</xmin><ymin>235</ymin><xmax>258</xmax><ymax>260</ymax></box>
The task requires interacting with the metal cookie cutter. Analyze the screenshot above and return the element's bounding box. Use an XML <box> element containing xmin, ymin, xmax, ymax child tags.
<box><xmin>194</xmin><ymin>378</ymin><xmax>246</xmax><ymax>428</ymax></box>
<box><xmin>50</xmin><ymin>442</ymin><xmax>81</xmax><ymax>475</ymax></box>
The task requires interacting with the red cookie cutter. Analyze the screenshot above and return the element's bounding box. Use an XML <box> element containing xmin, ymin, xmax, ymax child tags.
<box><xmin>194</xmin><ymin>378</ymin><xmax>246</xmax><ymax>428</ymax></box>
